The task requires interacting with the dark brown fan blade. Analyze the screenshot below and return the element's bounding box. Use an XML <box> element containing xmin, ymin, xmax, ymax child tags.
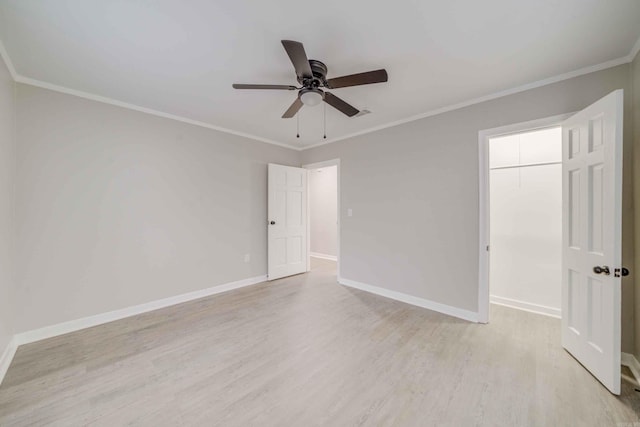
<box><xmin>281</xmin><ymin>40</ymin><xmax>312</xmax><ymax>79</ymax></box>
<box><xmin>282</xmin><ymin>97</ymin><xmax>303</xmax><ymax>118</ymax></box>
<box><xmin>233</xmin><ymin>84</ymin><xmax>297</xmax><ymax>90</ymax></box>
<box><xmin>326</xmin><ymin>69</ymin><xmax>388</xmax><ymax>89</ymax></box>
<box><xmin>324</xmin><ymin>92</ymin><xmax>359</xmax><ymax>117</ymax></box>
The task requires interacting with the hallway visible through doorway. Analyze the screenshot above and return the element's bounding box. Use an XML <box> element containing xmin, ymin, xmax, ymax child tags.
<box><xmin>307</xmin><ymin>163</ymin><xmax>338</xmax><ymax>271</ymax></box>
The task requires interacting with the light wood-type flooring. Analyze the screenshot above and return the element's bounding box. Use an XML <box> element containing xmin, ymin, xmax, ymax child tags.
<box><xmin>1</xmin><ymin>258</ymin><xmax>639</xmax><ymax>426</ymax></box>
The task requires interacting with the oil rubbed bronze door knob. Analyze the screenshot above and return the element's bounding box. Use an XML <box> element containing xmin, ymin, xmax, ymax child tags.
<box><xmin>593</xmin><ymin>266</ymin><xmax>610</xmax><ymax>275</ymax></box>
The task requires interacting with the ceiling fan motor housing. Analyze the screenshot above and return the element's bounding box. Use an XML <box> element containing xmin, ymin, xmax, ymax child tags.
<box><xmin>298</xmin><ymin>59</ymin><xmax>328</xmax><ymax>87</ymax></box>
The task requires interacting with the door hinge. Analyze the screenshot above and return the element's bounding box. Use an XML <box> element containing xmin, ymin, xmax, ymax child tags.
<box><xmin>614</xmin><ymin>267</ymin><xmax>630</xmax><ymax>278</ymax></box>
<box><xmin>486</xmin><ymin>245</ymin><xmax>490</xmax><ymax>251</ymax></box>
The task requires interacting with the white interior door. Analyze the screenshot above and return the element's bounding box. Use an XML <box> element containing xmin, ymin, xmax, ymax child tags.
<box><xmin>268</xmin><ymin>164</ymin><xmax>307</xmax><ymax>280</ymax></box>
<box><xmin>561</xmin><ymin>90</ymin><xmax>623</xmax><ymax>394</ymax></box>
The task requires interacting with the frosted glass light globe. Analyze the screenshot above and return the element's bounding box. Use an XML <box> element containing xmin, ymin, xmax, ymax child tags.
<box><xmin>300</xmin><ymin>90</ymin><xmax>323</xmax><ymax>107</ymax></box>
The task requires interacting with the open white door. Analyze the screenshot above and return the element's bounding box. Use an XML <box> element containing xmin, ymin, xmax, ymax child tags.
<box><xmin>561</xmin><ymin>90</ymin><xmax>623</xmax><ymax>394</ymax></box>
<box><xmin>268</xmin><ymin>164</ymin><xmax>308</xmax><ymax>280</ymax></box>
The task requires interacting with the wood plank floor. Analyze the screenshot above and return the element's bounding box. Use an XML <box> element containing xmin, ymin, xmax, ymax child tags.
<box><xmin>1</xmin><ymin>258</ymin><xmax>639</xmax><ymax>426</ymax></box>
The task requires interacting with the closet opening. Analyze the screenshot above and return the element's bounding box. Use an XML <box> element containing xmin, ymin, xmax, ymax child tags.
<box><xmin>487</xmin><ymin>126</ymin><xmax>563</xmax><ymax>318</ymax></box>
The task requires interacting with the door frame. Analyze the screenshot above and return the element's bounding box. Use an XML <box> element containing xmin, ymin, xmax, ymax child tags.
<box><xmin>477</xmin><ymin>113</ymin><xmax>573</xmax><ymax>323</ymax></box>
<box><xmin>303</xmin><ymin>158</ymin><xmax>341</xmax><ymax>279</ymax></box>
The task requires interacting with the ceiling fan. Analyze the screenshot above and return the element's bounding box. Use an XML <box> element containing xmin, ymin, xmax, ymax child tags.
<box><xmin>232</xmin><ymin>40</ymin><xmax>388</xmax><ymax>118</ymax></box>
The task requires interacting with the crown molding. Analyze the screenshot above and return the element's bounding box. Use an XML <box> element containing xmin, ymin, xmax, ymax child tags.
<box><xmin>14</xmin><ymin>75</ymin><xmax>299</xmax><ymax>151</ymax></box>
<box><xmin>2</xmin><ymin>33</ymin><xmax>640</xmax><ymax>153</ymax></box>
<box><xmin>629</xmin><ymin>34</ymin><xmax>640</xmax><ymax>63</ymax></box>
<box><xmin>0</xmin><ymin>39</ymin><xmax>299</xmax><ymax>151</ymax></box>
<box><xmin>302</xmin><ymin>32</ymin><xmax>640</xmax><ymax>150</ymax></box>
<box><xmin>0</xmin><ymin>39</ymin><xmax>18</xmax><ymax>81</ymax></box>
<box><xmin>302</xmin><ymin>54</ymin><xmax>635</xmax><ymax>150</ymax></box>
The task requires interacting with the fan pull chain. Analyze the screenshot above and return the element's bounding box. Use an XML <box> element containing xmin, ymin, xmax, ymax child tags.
<box><xmin>296</xmin><ymin>114</ymin><xmax>300</xmax><ymax>138</ymax></box>
<box><xmin>323</xmin><ymin>102</ymin><xmax>327</xmax><ymax>139</ymax></box>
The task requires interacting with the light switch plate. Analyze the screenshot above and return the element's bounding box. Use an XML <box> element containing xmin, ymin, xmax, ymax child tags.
<box><xmin>347</xmin><ymin>208</ymin><xmax>353</xmax><ymax>217</ymax></box>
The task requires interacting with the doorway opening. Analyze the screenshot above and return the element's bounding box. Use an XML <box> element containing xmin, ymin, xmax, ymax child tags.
<box><xmin>478</xmin><ymin>113</ymin><xmax>571</xmax><ymax>323</ymax></box>
<box><xmin>304</xmin><ymin>159</ymin><xmax>340</xmax><ymax>276</ymax></box>
<box><xmin>489</xmin><ymin>126</ymin><xmax>562</xmax><ymax>317</ymax></box>
<box><xmin>477</xmin><ymin>92</ymin><xmax>624</xmax><ymax>394</ymax></box>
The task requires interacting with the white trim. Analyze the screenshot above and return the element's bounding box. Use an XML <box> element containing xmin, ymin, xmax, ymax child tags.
<box><xmin>478</xmin><ymin>113</ymin><xmax>571</xmax><ymax>323</ymax></box>
<box><xmin>622</xmin><ymin>352</ymin><xmax>640</xmax><ymax>384</ymax></box>
<box><xmin>629</xmin><ymin>34</ymin><xmax>640</xmax><ymax>63</ymax></box>
<box><xmin>1</xmin><ymin>42</ymin><xmax>295</xmax><ymax>150</ymax></box>
<box><xmin>478</xmin><ymin>112</ymin><xmax>574</xmax><ymax>140</ymax></box>
<box><xmin>489</xmin><ymin>160</ymin><xmax>561</xmax><ymax>171</ymax></box>
<box><xmin>2</xmin><ymin>35</ymin><xmax>639</xmax><ymax>152</ymax></box>
<box><xmin>490</xmin><ymin>296</ymin><xmax>561</xmax><ymax>318</ymax></box>
<box><xmin>478</xmin><ymin>129</ymin><xmax>490</xmax><ymax>324</ymax></box>
<box><xmin>13</xmin><ymin>275</ymin><xmax>267</xmax><ymax>346</ymax></box>
<box><xmin>339</xmin><ymin>278</ymin><xmax>479</xmax><ymax>323</ymax></box>
<box><xmin>303</xmin><ymin>159</ymin><xmax>341</xmax><ymax>279</ymax></box>
<box><xmin>301</xmin><ymin>56</ymin><xmax>632</xmax><ymax>150</ymax></box>
<box><xmin>0</xmin><ymin>336</ymin><xmax>18</xmax><ymax>386</ymax></box>
<box><xmin>0</xmin><ymin>40</ymin><xmax>18</xmax><ymax>81</ymax></box>
<box><xmin>14</xmin><ymin>75</ymin><xmax>296</xmax><ymax>151</ymax></box>
<box><xmin>310</xmin><ymin>252</ymin><xmax>338</xmax><ymax>261</ymax></box>
<box><xmin>302</xmin><ymin>158</ymin><xmax>342</xmax><ymax>169</ymax></box>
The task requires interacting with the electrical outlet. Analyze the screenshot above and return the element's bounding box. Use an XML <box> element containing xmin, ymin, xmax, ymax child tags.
<box><xmin>244</xmin><ymin>253</ymin><xmax>251</xmax><ymax>263</ymax></box>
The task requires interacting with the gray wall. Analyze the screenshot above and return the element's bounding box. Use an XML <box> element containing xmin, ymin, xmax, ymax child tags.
<box><xmin>301</xmin><ymin>64</ymin><xmax>636</xmax><ymax>353</ymax></box>
<box><xmin>5</xmin><ymin>59</ymin><xmax>638</xmax><ymax>357</ymax></box>
<box><xmin>0</xmin><ymin>54</ymin><xmax>15</xmax><ymax>355</ymax></box>
<box><xmin>14</xmin><ymin>84</ymin><xmax>299</xmax><ymax>333</ymax></box>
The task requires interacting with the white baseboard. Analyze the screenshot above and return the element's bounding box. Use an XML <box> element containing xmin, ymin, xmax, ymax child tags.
<box><xmin>0</xmin><ymin>336</ymin><xmax>18</xmax><ymax>386</ymax></box>
<box><xmin>310</xmin><ymin>252</ymin><xmax>337</xmax><ymax>261</ymax></box>
<box><xmin>490</xmin><ymin>295</ymin><xmax>561</xmax><ymax>319</ymax></box>
<box><xmin>339</xmin><ymin>277</ymin><xmax>479</xmax><ymax>322</ymax></box>
<box><xmin>13</xmin><ymin>274</ymin><xmax>268</xmax><ymax>347</ymax></box>
<box><xmin>622</xmin><ymin>352</ymin><xmax>640</xmax><ymax>384</ymax></box>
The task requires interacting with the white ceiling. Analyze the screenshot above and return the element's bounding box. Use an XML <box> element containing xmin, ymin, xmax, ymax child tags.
<box><xmin>1</xmin><ymin>1</ymin><xmax>639</xmax><ymax>149</ymax></box>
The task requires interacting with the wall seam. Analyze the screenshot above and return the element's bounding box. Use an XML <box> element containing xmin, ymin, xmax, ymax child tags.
<box><xmin>10</xmin><ymin>74</ymin><xmax>16</xmax><ymax>340</ymax></box>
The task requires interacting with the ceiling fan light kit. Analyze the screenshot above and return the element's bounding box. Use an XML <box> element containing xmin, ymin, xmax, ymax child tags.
<box><xmin>299</xmin><ymin>88</ymin><xmax>324</xmax><ymax>107</ymax></box>
<box><xmin>232</xmin><ymin>39</ymin><xmax>388</xmax><ymax>139</ymax></box>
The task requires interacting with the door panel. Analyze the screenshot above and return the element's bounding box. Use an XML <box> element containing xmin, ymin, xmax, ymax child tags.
<box><xmin>568</xmin><ymin>169</ymin><xmax>581</xmax><ymax>248</ymax></box>
<box><xmin>588</xmin><ymin>163</ymin><xmax>604</xmax><ymax>253</ymax></box>
<box><xmin>561</xmin><ymin>90</ymin><xmax>623</xmax><ymax>395</ymax></box>
<box><xmin>268</xmin><ymin>164</ymin><xmax>307</xmax><ymax>280</ymax></box>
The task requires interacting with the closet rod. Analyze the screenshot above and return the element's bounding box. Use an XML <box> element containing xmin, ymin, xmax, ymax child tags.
<box><xmin>490</xmin><ymin>161</ymin><xmax>561</xmax><ymax>171</ymax></box>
